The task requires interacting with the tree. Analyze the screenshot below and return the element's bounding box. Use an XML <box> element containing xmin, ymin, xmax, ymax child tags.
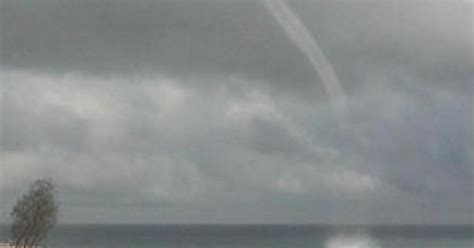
<box><xmin>10</xmin><ymin>179</ymin><xmax>59</xmax><ymax>248</ymax></box>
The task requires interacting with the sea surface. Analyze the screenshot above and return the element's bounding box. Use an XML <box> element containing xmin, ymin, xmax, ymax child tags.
<box><xmin>1</xmin><ymin>224</ymin><xmax>472</xmax><ymax>248</ymax></box>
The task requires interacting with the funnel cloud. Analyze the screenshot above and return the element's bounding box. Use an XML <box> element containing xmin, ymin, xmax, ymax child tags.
<box><xmin>263</xmin><ymin>0</ymin><xmax>346</xmax><ymax>118</ymax></box>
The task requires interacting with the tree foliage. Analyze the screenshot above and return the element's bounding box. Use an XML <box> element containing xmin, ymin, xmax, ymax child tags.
<box><xmin>10</xmin><ymin>179</ymin><xmax>58</xmax><ymax>248</ymax></box>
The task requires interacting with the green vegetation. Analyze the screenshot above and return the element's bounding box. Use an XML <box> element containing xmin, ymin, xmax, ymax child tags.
<box><xmin>10</xmin><ymin>179</ymin><xmax>58</xmax><ymax>248</ymax></box>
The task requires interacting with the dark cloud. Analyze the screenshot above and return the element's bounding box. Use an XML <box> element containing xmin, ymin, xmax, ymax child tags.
<box><xmin>0</xmin><ymin>0</ymin><xmax>326</xmax><ymax>98</ymax></box>
<box><xmin>1</xmin><ymin>0</ymin><xmax>471</xmax><ymax>95</ymax></box>
<box><xmin>1</xmin><ymin>0</ymin><xmax>472</xmax><ymax>224</ymax></box>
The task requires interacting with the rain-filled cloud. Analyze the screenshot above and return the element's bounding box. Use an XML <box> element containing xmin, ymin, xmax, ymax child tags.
<box><xmin>1</xmin><ymin>0</ymin><xmax>472</xmax><ymax>224</ymax></box>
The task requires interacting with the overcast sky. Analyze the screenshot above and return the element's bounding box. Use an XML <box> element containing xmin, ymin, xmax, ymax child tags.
<box><xmin>0</xmin><ymin>0</ymin><xmax>472</xmax><ymax>225</ymax></box>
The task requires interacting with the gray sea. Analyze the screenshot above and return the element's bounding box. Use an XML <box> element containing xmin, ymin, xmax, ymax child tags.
<box><xmin>1</xmin><ymin>225</ymin><xmax>473</xmax><ymax>248</ymax></box>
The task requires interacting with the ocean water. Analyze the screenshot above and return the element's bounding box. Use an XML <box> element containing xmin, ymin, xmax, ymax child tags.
<box><xmin>1</xmin><ymin>225</ymin><xmax>472</xmax><ymax>248</ymax></box>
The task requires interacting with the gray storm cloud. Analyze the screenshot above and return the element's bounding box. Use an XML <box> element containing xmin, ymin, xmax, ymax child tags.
<box><xmin>1</xmin><ymin>0</ymin><xmax>472</xmax><ymax>224</ymax></box>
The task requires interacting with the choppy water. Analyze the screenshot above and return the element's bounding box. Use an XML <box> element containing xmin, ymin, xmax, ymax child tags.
<box><xmin>1</xmin><ymin>225</ymin><xmax>472</xmax><ymax>248</ymax></box>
